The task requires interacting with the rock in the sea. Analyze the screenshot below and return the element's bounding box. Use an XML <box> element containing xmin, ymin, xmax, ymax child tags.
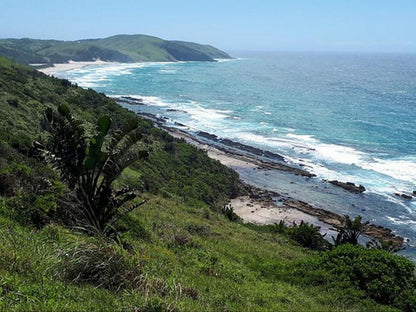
<box><xmin>328</xmin><ymin>180</ymin><xmax>366</xmax><ymax>193</ymax></box>
<box><xmin>118</xmin><ymin>96</ymin><xmax>145</xmax><ymax>105</ymax></box>
<box><xmin>197</xmin><ymin>131</ymin><xmax>219</xmax><ymax>142</ymax></box>
<box><xmin>394</xmin><ymin>193</ymin><xmax>413</xmax><ymax>200</ymax></box>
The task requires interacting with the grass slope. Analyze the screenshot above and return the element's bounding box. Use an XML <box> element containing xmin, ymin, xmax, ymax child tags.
<box><xmin>0</xmin><ymin>34</ymin><xmax>232</xmax><ymax>65</ymax></box>
<box><xmin>0</xmin><ymin>56</ymin><xmax>413</xmax><ymax>311</ymax></box>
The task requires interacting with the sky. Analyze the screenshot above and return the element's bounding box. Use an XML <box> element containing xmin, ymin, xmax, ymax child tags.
<box><xmin>0</xmin><ymin>0</ymin><xmax>415</xmax><ymax>52</ymax></box>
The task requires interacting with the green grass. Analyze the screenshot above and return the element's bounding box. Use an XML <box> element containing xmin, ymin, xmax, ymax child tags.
<box><xmin>0</xmin><ymin>197</ymin><xmax>401</xmax><ymax>311</ymax></box>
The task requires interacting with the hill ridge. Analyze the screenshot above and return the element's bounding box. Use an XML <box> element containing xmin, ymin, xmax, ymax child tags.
<box><xmin>0</xmin><ymin>34</ymin><xmax>231</xmax><ymax>65</ymax></box>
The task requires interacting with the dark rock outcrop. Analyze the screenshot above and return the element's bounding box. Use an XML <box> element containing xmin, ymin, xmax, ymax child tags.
<box><xmin>327</xmin><ymin>180</ymin><xmax>366</xmax><ymax>193</ymax></box>
<box><xmin>394</xmin><ymin>193</ymin><xmax>413</xmax><ymax>200</ymax></box>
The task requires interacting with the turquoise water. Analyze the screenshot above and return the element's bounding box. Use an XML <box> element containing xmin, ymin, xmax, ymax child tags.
<box><xmin>56</xmin><ymin>52</ymin><xmax>416</xmax><ymax>254</ymax></box>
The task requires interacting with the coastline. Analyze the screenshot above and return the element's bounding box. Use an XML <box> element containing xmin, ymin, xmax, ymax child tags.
<box><xmin>126</xmin><ymin>107</ymin><xmax>404</xmax><ymax>246</ymax></box>
<box><xmin>37</xmin><ymin>60</ymin><xmax>111</xmax><ymax>76</ymax></box>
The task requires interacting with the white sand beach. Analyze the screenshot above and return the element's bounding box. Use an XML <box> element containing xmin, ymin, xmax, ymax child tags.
<box><xmin>38</xmin><ymin>60</ymin><xmax>110</xmax><ymax>76</ymax></box>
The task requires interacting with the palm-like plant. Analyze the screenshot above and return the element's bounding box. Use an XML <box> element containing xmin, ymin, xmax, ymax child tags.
<box><xmin>41</xmin><ymin>104</ymin><xmax>148</xmax><ymax>235</ymax></box>
<box><xmin>333</xmin><ymin>215</ymin><xmax>369</xmax><ymax>246</ymax></box>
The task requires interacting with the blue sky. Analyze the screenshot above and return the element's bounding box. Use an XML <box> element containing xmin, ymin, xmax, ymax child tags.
<box><xmin>1</xmin><ymin>0</ymin><xmax>415</xmax><ymax>52</ymax></box>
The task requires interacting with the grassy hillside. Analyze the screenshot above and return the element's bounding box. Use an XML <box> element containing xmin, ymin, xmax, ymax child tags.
<box><xmin>0</xmin><ymin>56</ymin><xmax>415</xmax><ymax>311</ymax></box>
<box><xmin>0</xmin><ymin>34</ymin><xmax>232</xmax><ymax>65</ymax></box>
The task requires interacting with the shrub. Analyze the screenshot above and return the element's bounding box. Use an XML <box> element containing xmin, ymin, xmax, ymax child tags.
<box><xmin>286</xmin><ymin>221</ymin><xmax>331</xmax><ymax>251</ymax></box>
<box><xmin>0</xmin><ymin>160</ymin><xmax>63</xmax><ymax>227</ymax></box>
<box><xmin>7</xmin><ymin>193</ymin><xmax>57</xmax><ymax>227</ymax></box>
<box><xmin>301</xmin><ymin>245</ymin><xmax>416</xmax><ymax>311</ymax></box>
<box><xmin>245</xmin><ymin>221</ymin><xmax>330</xmax><ymax>251</ymax></box>
<box><xmin>186</xmin><ymin>223</ymin><xmax>211</xmax><ymax>237</ymax></box>
<box><xmin>222</xmin><ymin>204</ymin><xmax>241</xmax><ymax>222</ymax></box>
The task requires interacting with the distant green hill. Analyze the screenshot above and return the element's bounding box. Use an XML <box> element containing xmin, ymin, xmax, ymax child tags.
<box><xmin>0</xmin><ymin>34</ymin><xmax>231</xmax><ymax>65</ymax></box>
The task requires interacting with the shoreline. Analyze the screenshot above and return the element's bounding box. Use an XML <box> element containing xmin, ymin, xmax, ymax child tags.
<box><xmin>128</xmin><ymin>108</ymin><xmax>404</xmax><ymax>246</ymax></box>
<box><xmin>37</xmin><ymin>60</ymin><xmax>111</xmax><ymax>76</ymax></box>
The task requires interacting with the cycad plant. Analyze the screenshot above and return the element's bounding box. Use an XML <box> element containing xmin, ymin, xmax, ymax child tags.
<box><xmin>40</xmin><ymin>104</ymin><xmax>148</xmax><ymax>235</ymax></box>
<box><xmin>333</xmin><ymin>215</ymin><xmax>369</xmax><ymax>246</ymax></box>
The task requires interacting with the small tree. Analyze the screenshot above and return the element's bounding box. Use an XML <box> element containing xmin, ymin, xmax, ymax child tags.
<box><xmin>41</xmin><ymin>104</ymin><xmax>148</xmax><ymax>235</ymax></box>
<box><xmin>333</xmin><ymin>215</ymin><xmax>369</xmax><ymax>246</ymax></box>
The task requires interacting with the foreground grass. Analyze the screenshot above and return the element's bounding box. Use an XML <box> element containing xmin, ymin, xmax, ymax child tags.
<box><xmin>0</xmin><ymin>196</ymin><xmax>399</xmax><ymax>312</ymax></box>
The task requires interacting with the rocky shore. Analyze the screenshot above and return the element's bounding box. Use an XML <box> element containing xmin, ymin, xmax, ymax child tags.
<box><xmin>118</xmin><ymin>103</ymin><xmax>405</xmax><ymax>248</ymax></box>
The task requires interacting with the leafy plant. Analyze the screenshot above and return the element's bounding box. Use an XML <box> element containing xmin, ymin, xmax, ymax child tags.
<box><xmin>333</xmin><ymin>215</ymin><xmax>369</xmax><ymax>246</ymax></box>
<box><xmin>41</xmin><ymin>105</ymin><xmax>148</xmax><ymax>235</ymax></box>
<box><xmin>287</xmin><ymin>221</ymin><xmax>331</xmax><ymax>251</ymax></box>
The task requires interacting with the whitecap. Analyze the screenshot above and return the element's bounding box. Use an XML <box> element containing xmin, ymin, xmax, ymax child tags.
<box><xmin>362</xmin><ymin>158</ymin><xmax>416</xmax><ymax>185</ymax></box>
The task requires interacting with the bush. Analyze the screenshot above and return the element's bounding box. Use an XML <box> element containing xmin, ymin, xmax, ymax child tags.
<box><xmin>222</xmin><ymin>204</ymin><xmax>241</xmax><ymax>222</ymax></box>
<box><xmin>134</xmin><ymin>140</ymin><xmax>246</xmax><ymax>208</ymax></box>
<box><xmin>245</xmin><ymin>221</ymin><xmax>330</xmax><ymax>251</ymax></box>
<box><xmin>7</xmin><ymin>193</ymin><xmax>58</xmax><ymax>227</ymax></box>
<box><xmin>300</xmin><ymin>245</ymin><xmax>416</xmax><ymax>311</ymax></box>
<box><xmin>186</xmin><ymin>223</ymin><xmax>211</xmax><ymax>237</ymax></box>
<box><xmin>286</xmin><ymin>221</ymin><xmax>331</xmax><ymax>251</ymax></box>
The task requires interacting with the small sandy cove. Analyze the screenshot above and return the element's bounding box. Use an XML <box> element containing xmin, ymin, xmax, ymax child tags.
<box><xmin>38</xmin><ymin>60</ymin><xmax>110</xmax><ymax>76</ymax></box>
<box><xmin>229</xmin><ymin>196</ymin><xmax>323</xmax><ymax>226</ymax></box>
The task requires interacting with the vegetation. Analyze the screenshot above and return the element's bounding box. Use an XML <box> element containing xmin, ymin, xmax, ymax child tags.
<box><xmin>245</xmin><ymin>221</ymin><xmax>331</xmax><ymax>251</ymax></box>
<box><xmin>333</xmin><ymin>215</ymin><xmax>369</xmax><ymax>246</ymax></box>
<box><xmin>289</xmin><ymin>245</ymin><xmax>416</xmax><ymax>311</ymax></box>
<box><xmin>0</xmin><ymin>34</ymin><xmax>232</xmax><ymax>65</ymax></box>
<box><xmin>40</xmin><ymin>105</ymin><xmax>149</xmax><ymax>235</ymax></box>
<box><xmin>0</xmin><ymin>56</ymin><xmax>415</xmax><ymax>311</ymax></box>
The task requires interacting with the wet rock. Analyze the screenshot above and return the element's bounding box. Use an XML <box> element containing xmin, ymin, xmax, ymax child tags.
<box><xmin>394</xmin><ymin>193</ymin><xmax>413</xmax><ymax>200</ymax></box>
<box><xmin>117</xmin><ymin>96</ymin><xmax>145</xmax><ymax>105</ymax></box>
<box><xmin>197</xmin><ymin>131</ymin><xmax>219</xmax><ymax>142</ymax></box>
<box><xmin>327</xmin><ymin>180</ymin><xmax>366</xmax><ymax>193</ymax></box>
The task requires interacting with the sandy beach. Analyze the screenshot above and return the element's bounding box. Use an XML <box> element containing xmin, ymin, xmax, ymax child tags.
<box><xmin>38</xmin><ymin>60</ymin><xmax>110</xmax><ymax>76</ymax></box>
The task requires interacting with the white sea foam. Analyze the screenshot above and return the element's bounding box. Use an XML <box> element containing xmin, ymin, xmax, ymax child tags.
<box><xmin>61</xmin><ymin>62</ymin><xmax>177</xmax><ymax>87</ymax></box>
<box><xmin>115</xmin><ymin>93</ymin><xmax>233</xmax><ymax>129</ymax></box>
<box><xmin>231</xmin><ymin>130</ymin><xmax>416</xmax><ymax>195</ymax></box>
<box><xmin>387</xmin><ymin>216</ymin><xmax>416</xmax><ymax>226</ymax></box>
<box><xmin>114</xmin><ymin>94</ymin><xmax>170</xmax><ymax>107</ymax></box>
<box><xmin>184</xmin><ymin>106</ymin><xmax>231</xmax><ymax>127</ymax></box>
<box><xmin>362</xmin><ymin>158</ymin><xmax>416</xmax><ymax>185</ymax></box>
<box><xmin>214</xmin><ymin>58</ymin><xmax>242</xmax><ymax>62</ymax></box>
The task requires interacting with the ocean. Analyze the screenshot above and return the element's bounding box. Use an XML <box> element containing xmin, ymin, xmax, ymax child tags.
<box><xmin>54</xmin><ymin>51</ymin><xmax>416</xmax><ymax>258</ymax></box>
